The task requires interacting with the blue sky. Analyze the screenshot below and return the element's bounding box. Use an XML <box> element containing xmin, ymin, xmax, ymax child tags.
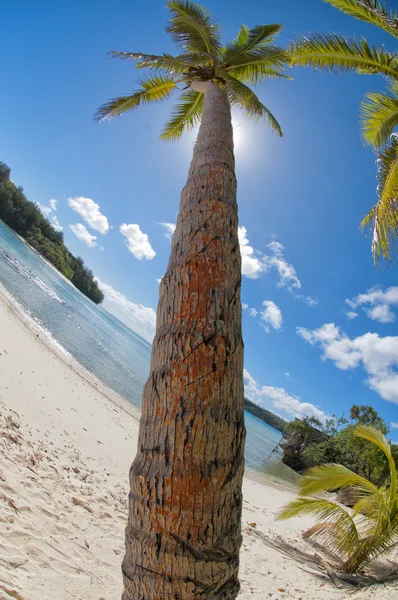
<box><xmin>2</xmin><ymin>0</ymin><xmax>398</xmax><ymax>431</ymax></box>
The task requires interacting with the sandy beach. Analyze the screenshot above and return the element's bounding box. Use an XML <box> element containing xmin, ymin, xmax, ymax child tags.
<box><xmin>0</xmin><ymin>291</ymin><xmax>395</xmax><ymax>600</ymax></box>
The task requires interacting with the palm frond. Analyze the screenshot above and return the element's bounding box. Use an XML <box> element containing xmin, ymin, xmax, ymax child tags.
<box><xmin>94</xmin><ymin>74</ymin><xmax>178</xmax><ymax>121</ymax></box>
<box><xmin>166</xmin><ymin>0</ymin><xmax>221</xmax><ymax>59</ymax></box>
<box><xmin>362</xmin><ymin>522</ymin><xmax>398</xmax><ymax>561</ymax></box>
<box><xmin>299</xmin><ymin>463</ymin><xmax>379</xmax><ymax>497</ymax></box>
<box><xmin>361</xmin><ymin>204</ymin><xmax>377</xmax><ymax>230</ymax></box>
<box><xmin>342</xmin><ymin>525</ymin><xmax>398</xmax><ymax>573</ymax></box>
<box><xmin>224</xmin><ymin>75</ymin><xmax>283</xmax><ymax>135</ymax></box>
<box><xmin>279</xmin><ymin>497</ymin><xmax>359</xmax><ymax>558</ymax></box>
<box><xmin>231</xmin><ymin>24</ymin><xmax>250</xmax><ymax>47</ymax></box>
<box><xmin>108</xmin><ymin>50</ymin><xmax>208</xmax><ymax>74</ymax></box>
<box><xmin>361</xmin><ymin>142</ymin><xmax>398</xmax><ymax>263</ymax></box>
<box><xmin>278</xmin><ymin>497</ymin><xmax>352</xmax><ymax>521</ymax></box>
<box><xmin>160</xmin><ymin>89</ymin><xmax>204</xmax><ymax>140</ymax></box>
<box><xmin>355</xmin><ymin>425</ymin><xmax>397</xmax><ymax>516</ymax></box>
<box><xmin>223</xmin><ymin>24</ymin><xmax>283</xmax><ymax>65</ymax></box>
<box><xmin>290</xmin><ymin>33</ymin><xmax>398</xmax><ymax>79</ymax></box>
<box><xmin>325</xmin><ymin>0</ymin><xmax>398</xmax><ymax>40</ymax></box>
<box><xmin>355</xmin><ymin>425</ymin><xmax>392</xmax><ymax>461</ymax></box>
<box><xmin>304</xmin><ymin>522</ymin><xmax>357</xmax><ymax>560</ymax></box>
<box><xmin>352</xmin><ymin>491</ymin><xmax>388</xmax><ymax>520</ymax></box>
<box><xmin>108</xmin><ymin>51</ymin><xmax>152</xmax><ymax>61</ymax></box>
<box><xmin>361</xmin><ymin>85</ymin><xmax>398</xmax><ymax>147</ymax></box>
<box><xmin>224</xmin><ymin>46</ymin><xmax>289</xmax><ymax>83</ymax></box>
<box><xmin>229</xmin><ymin>64</ymin><xmax>292</xmax><ymax>84</ymax></box>
<box><xmin>364</xmin><ymin>534</ymin><xmax>398</xmax><ymax>562</ymax></box>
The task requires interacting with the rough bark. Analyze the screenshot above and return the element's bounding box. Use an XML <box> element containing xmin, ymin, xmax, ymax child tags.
<box><xmin>122</xmin><ymin>81</ymin><xmax>245</xmax><ymax>600</ymax></box>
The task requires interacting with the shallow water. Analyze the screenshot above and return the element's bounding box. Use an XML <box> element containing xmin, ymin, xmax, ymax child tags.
<box><xmin>0</xmin><ymin>220</ymin><xmax>282</xmax><ymax>473</ymax></box>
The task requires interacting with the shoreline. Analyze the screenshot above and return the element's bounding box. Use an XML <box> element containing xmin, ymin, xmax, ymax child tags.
<box><xmin>0</xmin><ymin>282</ymin><xmax>142</xmax><ymax>425</ymax></box>
<box><xmin>0</xmin><ymin>282</ymin><xmax>289</xmax><ymax>488</ymax></box>
<box><xmin>0</xmin><ymin>284</ymin><xmax>396</xmax><ymax>599</ymax></box>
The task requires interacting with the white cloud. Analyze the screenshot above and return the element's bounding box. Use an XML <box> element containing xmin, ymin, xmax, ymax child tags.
<box><xmin>296</xmin><ymin>326</ymin><xmax>314</xmax><ymax>344</ymax></box>
<box><xmin>36</xmin><ymin>200</ymin><xmax>63</xmax><ymax>231</ymax></box>
<box><xmin>159</xmin><ymin>222</ymin><xmax>176</xmax><ymax>240</ymax></box>
<box><xmin>69</xmin><ymin>223</ymin><xmax>97</xmax><ymax>247</ymax></box>
<box><xmin>346</xmin><ymin>286</ymin><xmax>398</xmax><ymax>323</ymax></box>
<box><xmin>285</xmin><ymin>372</ymin><xmax>291</xmax><ymax>379</ymax></box>
<box><xmin>238</xmin><ymin>228</ymin><xmax>316</xmax><ymax>302</ymax></box>
<box><xmin>120</xmin><ymin>223</ymin><xmax>156</xmax><ymax>260</ymax></box>
<box><xmin>95</xmin><ymin>279</ymin><xmax>156</xmax><ymax>343</ymax></box>
<box><xmin>346</xmin><ymin>299</ymin><xmax>357</xmax><ymax>309</ymax></box>
<box><xmin>267</xmin><ymin>241</ymin><xmax>284</xmax><ymax>255</ymax></box>
<box><xmin>238</xmin><ymin>226</ymin><xmax>263</xmax><ymax>278</ymax></box>
<box><xmin>244</xmin><ymin>369</ymin><xmax>264</xmax><ymax>404</ymax></box>
<box><xmin>297</xmin><ymin>323</ymin><xmax>398</xmax><ymax>404</ymax></box>
<box><xmin>262</xmin><ymin>386</ymin><xmax>327</xmax><ymax>423</ymax></box>
<box><xmin>244</xmin><ymin>369</ymin><xmax>327</xmax><ymax>423</ymax></box>
<box><xmin>366</xmin><ymin>304</ymin><xmax>396</xmax><ymax>323</ymax></box>
<box><xmin>242</xmin><ymin>304</ymin><xmax>259</xmax><ymax>318</ymax></box>
<box><xmin>37</xmin><ymin>203</ymin><xmax>52</xmax><ymax>216</ymax></box>
<box><xmin>391</xmin><ymin>422</ymin><xmax>398</xmax><ymax>429</ymax></box>
<box><xmin>236</xmin><ymin>229</ymin><xmax>317</xmax><ymax>305</ymax></box>
<box><xmin>68</xmin><ymin>197</ymin><xmax>109</xmax><ymax>234</ymax></box>
<box><xmin>346</xmin><ymin>311</ymin><xmax>359</xmax><ymax>320</ymax></box>
<box><xmin>260</xmin><ymin>300</ymin><xmax>282</xmax><ymax>331</ymax></box>
<box><xmin>356</xmin><ymin>287</ymin><xmax>398</xmax><ymax>306</ymax></box>
<box><xmin>294</xmin><ymin>293</ymin><xmax>320</xmax><ymax>306</ymax></box>
<box><xmin>263</xmin><ymin>241</ymin><xmax>301</xmax><ymax>291</ymax></box>
<box><xmin>305</xmin><ymin>296</ymin><xmax>319</xmax><ymax>307</ymax></box>
<box><xmin>50</xmin><ymin>215</ymin><xmax>63</xmax><ymax>232</ymax></box>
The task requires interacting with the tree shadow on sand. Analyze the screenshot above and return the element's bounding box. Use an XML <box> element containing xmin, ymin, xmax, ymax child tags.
<box><xmin>245</xmin><ymin>526</ymin><xmax>398</xmax><ymax>591</ymax></box>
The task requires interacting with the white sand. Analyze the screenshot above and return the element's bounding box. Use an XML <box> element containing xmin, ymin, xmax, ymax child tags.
<box><xmin>0</xmin><ymin>291</ymin><xmax>395</xmax><ymax>600</ymax></box>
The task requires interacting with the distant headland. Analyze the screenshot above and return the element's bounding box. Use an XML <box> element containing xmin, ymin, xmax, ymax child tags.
<box><xmin>0</xmin><ymin>162</ymin><xmax>103</xmax><ymax>304</ymax></box>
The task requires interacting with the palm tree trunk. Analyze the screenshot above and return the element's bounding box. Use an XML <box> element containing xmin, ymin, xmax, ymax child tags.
<box><xmin>122</xmin><ymin>81</ymin><xmax>246</xmax><ymax>600</ymax></box>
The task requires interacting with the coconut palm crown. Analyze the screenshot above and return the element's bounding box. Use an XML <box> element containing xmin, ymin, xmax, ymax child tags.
<box><xmin>289</xmin><ymin>0</ymin><xmax>398</xmax><ymax>265</ymax></box>
<box><xmin>279</xmin><ymin>425</ymin><xmax>398</xmax><ymax>574</ymax></box>
<box><xmin>95</xmin><ymin>0</ymin><xmax>289</xmax><ymax>140</ymax></box>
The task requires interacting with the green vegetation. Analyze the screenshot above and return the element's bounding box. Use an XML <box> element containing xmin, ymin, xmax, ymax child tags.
<box><xmin>279</xmin><ymin>425</ymin><xmax>398</xmax><ymax>574</ymax></box>
<box><xmin>244</xmin><ymin>397</ymin><xmax>287</xmax><ymax>433</ymax></box>
<box><xmin>303</xmin><ymin>405</ymin><xmax>398</xmax><ymax>485</ymax></box>
<box><xmin>282</xmin><ymin>405</ymin><xmax>398</xmax><ymax>486</ymax></box>
<box><xmin>289</xmin><ymin>0</ymin><xmax>398</xmax><ymax>265</ymax></box>
<box><xmin>281</xmin><ymin>416</ymin><xmax>328</xmax><ymax>470</ymax></box>
<box><xmin>0</xmin><ymin>162</ymin><xmax>104</xmax><ymax>304</ymax></box>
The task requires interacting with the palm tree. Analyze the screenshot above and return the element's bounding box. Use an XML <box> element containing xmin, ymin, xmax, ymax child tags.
<box><xmin>290</xmin><ymin>0</ymin><xmax>398</xmax><ymax>265</ymax></box>
<box><xmin>96</xmin><ymin>2</ymin><xmax>288</xmax><ymax>598</ymax></box>
<box><xmin>279</xmin><ymin>425</ymin><xmax>398</xmax><ymax>574</ymax></box>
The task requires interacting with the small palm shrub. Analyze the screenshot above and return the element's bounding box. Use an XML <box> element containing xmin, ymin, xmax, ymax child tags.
<box><xmin>278</xmin><ymin>425</ymin><xmax>398</xmax><ymax>574</ymax></box>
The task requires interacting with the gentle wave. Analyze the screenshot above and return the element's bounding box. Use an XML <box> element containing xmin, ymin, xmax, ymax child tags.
<box><xmin>0</xmin><ymin>221</ymin><xmax>283</xmax><ymax>474</ymax></box>
<box><xmin>0</xmin><ymin>248</ymin><xmax>69</xmax><ymax>306</ymax></box>
<box><xmin>0</xmin><ymin>281</ymin><xmax>72</xmax><ymax>361</ymax></box>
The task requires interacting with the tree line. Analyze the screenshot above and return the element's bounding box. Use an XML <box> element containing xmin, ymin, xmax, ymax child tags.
<box><xmin>0</xmin><ymin>162</ymin><xmax>104</xmax><ymax>304</ymax></box>
<box><xmin>282</xmin><ymin>405</ymin><xmax>398</xmax><ymax>487</ymax></box>
<box><xmin>244</xmin><ymin>397</ymin><xmax>287</xmax><ymax>433</ymax></box>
